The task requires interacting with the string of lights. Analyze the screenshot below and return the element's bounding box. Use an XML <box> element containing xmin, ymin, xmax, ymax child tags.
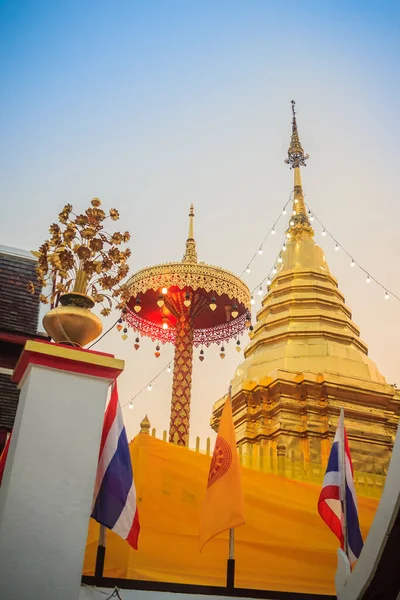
<box><xmin>245</xmin><ymin>204</ymin><xmax>400</xmax><ymax>303</ymax></box>
<box><xmin>249</xmin><ymin>231</ymin><xmax>288</xmax><ymax>302</ymax></box>
<box><xmin>121</xmin><ymin>361</ymin><xmax>172</xmax><ymax>410</ymax></box>
<box><xmin>305</xmin><ymin>206</ymin><xmax>400</xmax><ymax>303</ymax></box>
<box><xmin>240</xmin><ymin>193</ymin><xmax>293</xmax><ymax>277</ymax></box>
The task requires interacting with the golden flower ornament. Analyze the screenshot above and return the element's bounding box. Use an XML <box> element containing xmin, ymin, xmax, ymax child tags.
<box><xmin>29</xmin><ymin>198</ymin><xmax>131</xmax><ymax>317</ymax></box>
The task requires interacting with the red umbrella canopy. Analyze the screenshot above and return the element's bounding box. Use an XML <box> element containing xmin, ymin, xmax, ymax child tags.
<box><xmin>124</xmin><ymin>206</ymin><xmax>251</xmax><ymax>347</ymax></box>
<box><xmin>125</xmin><ymin>262</ymin><xmax>251</xmax><ymax>347</ymax></box>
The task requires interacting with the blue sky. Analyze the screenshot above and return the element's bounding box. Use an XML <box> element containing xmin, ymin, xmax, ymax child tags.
<box><xmin>1</xmin><ymin>1</ymin><xmax>399</xmax><ymax>441</ymax></box>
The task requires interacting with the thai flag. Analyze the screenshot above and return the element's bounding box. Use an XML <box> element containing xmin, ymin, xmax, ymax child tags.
<box><xmin>318</xmin><ymin>410</ymin><xmax>363</xmax><ymax>564</ymax></box>
<box><xmin>91</xmin><ymin>381</ymin><xmax>140</xmax><ymax>549</ymax></box>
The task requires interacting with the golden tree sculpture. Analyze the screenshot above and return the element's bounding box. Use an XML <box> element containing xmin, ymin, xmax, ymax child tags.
<box><xmin>29</xmin><ymin>198</ymin><xmax>131</xmax><ymax>315</ymax></box>
<box><xmin>29</xmin><ymin>198</ymin><xmax>131</xmax><ymax>347</ymax></box>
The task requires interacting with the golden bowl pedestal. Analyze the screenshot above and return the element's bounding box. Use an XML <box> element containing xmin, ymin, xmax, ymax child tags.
<box><xmin>42</xmin><ymin>293</ymin><xmax>103</xmax><ymax>348</ymax></box>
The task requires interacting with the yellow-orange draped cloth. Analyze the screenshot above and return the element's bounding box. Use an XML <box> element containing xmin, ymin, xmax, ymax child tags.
<box><xmin>83</xmin><ymin>433</ymin><xmax>378</xmax><ymax>596</ymax></box>
<box><xmin>200</xmin><ymin>397</ymin><xmax>244</xmax><ymax>550</ymax></box>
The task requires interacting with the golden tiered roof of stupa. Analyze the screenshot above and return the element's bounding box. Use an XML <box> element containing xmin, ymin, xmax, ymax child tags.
<box><xmin>212</xmin><ymin>101</ymin><xmax>399</xmax><ymax>473</ymax></box>
<box><xmin>233</xmin><ymin>161</ymin><xmax>386</xmax><ymax>392</ymax></box>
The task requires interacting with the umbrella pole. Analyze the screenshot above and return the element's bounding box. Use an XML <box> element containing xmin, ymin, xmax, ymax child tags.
<box><xmin>169</xmin><ymin>312</ymin><xmax>194</xmax><ymax>446</ymax></box>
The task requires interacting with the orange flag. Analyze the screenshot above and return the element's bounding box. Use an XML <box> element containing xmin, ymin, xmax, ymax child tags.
<box><xmin>199</xmin><ymin>396</ymin><xmax>245</xmax><ymax>550</ymax></box>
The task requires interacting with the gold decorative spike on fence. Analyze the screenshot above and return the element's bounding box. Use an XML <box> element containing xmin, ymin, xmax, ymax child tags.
<box><xmin>139</xmin><ymin>415</ymin><xmax>151</xmax><ymax>435</ymax></box>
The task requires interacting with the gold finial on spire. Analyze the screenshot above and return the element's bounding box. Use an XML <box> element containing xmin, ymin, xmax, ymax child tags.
<box><xmin>182</xmin><ymin>204</ymin><xmax>198</xmax><ymax>263</ymax></box>
<box><xmin>285</xmin><ymin>100</ymin><xmax>309</xmax><ymax>169</ymax></box>
<box><xmin>188</xmin><ymin>203</ymin><xmax>194</xmax><ymax>239</ymax></box>
<box><xmin>284</xmin><ymin>101</ymin><xmax>314</xmax><ymax>240</ymax></box>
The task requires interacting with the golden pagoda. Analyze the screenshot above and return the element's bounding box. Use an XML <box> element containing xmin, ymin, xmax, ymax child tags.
<box><xmin>211</xmin><ymin>101</ymin><xmax>400</xmax><ymax>475</ymax></box>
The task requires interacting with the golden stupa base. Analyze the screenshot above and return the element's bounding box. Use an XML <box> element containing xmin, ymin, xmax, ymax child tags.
<box><xmin>42</xmin><ymin>293</ymin><xmax>102</xmax><ymax>348</ymax></box>
<box><xmin>212</xmin><ymin>368</ymin><xmax>400</xmax><ymax>476</ymax></box>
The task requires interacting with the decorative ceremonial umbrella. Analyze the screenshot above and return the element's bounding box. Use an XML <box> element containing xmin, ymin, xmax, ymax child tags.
<box><xmin>125</xmin><ymin>205</ymin><xmax>251</xmax><ymax>446</ymax></box>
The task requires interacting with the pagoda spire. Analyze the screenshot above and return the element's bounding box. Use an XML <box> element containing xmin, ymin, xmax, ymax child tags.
<box><xmin>182</xmin><ymin>204</ymin><xmax>198</xmax><ymax>262</ymax></box>
<box><xmin>284</xmin><ymin>101</ymin><xmax>314</xmax><ymax>239</ymax></box>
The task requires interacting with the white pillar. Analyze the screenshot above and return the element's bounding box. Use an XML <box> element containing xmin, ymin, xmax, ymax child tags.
<box><xmin>0</xmin><ymin>340</ymin><xmax>124</xmax><ymax>600</ymax></box>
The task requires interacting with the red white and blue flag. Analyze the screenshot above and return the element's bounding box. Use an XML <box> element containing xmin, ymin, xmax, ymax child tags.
<box><xmin>91</xmin><ymin>382</ymin><xmax>140</xmax><ymax>549</ymax></box>
<box><xmin>318</xmin><ymin>410</ymin><xmax>363</xmax><ymax>564</ymax></box>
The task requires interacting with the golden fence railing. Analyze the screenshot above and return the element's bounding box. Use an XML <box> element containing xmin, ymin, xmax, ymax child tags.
<box><xmin>137</xmin><ymin>416</ymin><xmax>385</xmax><ymax>499</ymax></box>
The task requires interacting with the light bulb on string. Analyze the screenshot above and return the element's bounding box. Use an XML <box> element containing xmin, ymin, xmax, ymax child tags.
<box><xmin>278</xmin><ymin>256</ymin><xmax>283</xmax><ymax>263</ymax></box>
<box><xmin>246</xmin><ymin>266</ymin><xmax>251</xmax><ymax>274</ymax></box>
<box><xmin>292</xmin><ymin>210</ymin><xmax>296</xmax><ymax>216</ymax></box>
<box><xmin>290</xmin><ymin>220</ymin><xmax>295</xmax><ymax>226</ymax></box>
<box><xmin>385</xmin><ymin>291</ymin><xmax>390</xmax><ymax>300</ymax></box>
<box><xmin>308</xmin><ymin>210</ymin><xmax>314</xmax><ymax>222</ymax></box>
<box><xmin>250</xmin><ymin>295</ymin><xmax>255</xmax><ymax>305</ymax></box>
<box><xmin>286</xmin><ymin>232</ymin><xmax>291</xmax><ymax>239</ymax></box>
<box><xmin>167</xmin><ymin>364</ymin><xmax>171</xmax><ymax>373</ymax></box>
<box><xmin>258</xmin><ymin>247</ymin><xmax>263</xmax><ymax>255</ymax></box>
<box><xmin>258</xmin><ymin>287</ymin><xmax>263</xmax><ymax>296</ymax></box>
<box><xmin>272</xmin><ymin>266</ymin><xmax>277</xmax><ymax>275</ymax></box>
<box><xmin>282</xmin><ymin>243</ymin><xmax>287</xmax><ymax>251</ymax></box>
<box><xmin>129</xmin><ymin>402</ymin><xmax>133</xmax><ymax>409</ymax></box>
<box><xmin>148</xmin><ymin>383</ymin><xmax>152</xmax><ymax>391</ymax></box>
<box><xmin>366</xmin><ymin>275</ymin><xmax>371</xmax><ymax>283</ymax></box>
<box><xmin>267</xmin><ymin>277</ymin><xmax>271</xmax><ymax>285</ymax></box>
<box><xmin>282</xmin><ymin>208</ymin><xmax>287</xmax><ymax>215</ymax></box>
<box><xmin>322</xmin><ymin>230</ymin><xmax>326</xmax><ymax>236</ymax></box>
<box><xmin>335</xmin><ymin>244</ymin><xmax>340</xmax><ymax>252</ymax></box>
<box><xmin>271</xmin><ymin>228</ymin><xmax>276</xmax><ymax>235</ymax></box>
<box><xmin>350</xmin><ymin>259</ymin><xmax>355</xmax><ymax>267</ymax></box>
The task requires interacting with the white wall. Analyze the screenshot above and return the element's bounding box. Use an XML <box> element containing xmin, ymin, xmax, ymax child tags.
<box><xmin>0</xmin><ymin>365</ymin><xmax>110</xmax><ymax>600</ymax></box>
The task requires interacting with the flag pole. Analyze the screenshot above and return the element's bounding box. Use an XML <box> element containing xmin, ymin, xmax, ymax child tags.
<box><xmin>227</xmin><ymin>528</ymin><xmax>235</xmax><ymax>589</ymax></box>
<box><xmin>94</xmin><ymin>524</ymin><xmax>106</xmax><ymax>580</ymax></box>
<box><xmin>226</xmin><ymin>386</ymin><xmax>235</xmax><ymax>590</ymax></box>
<box><xmin>339</xmin><ymin>409</ymin><xmax>349</xmax><ymax>560</ymax></box>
